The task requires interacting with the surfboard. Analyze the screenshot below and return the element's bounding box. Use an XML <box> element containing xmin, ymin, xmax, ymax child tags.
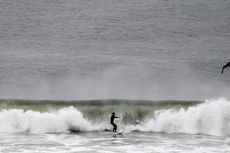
<box><xmin>113</xmin><ymin>132</ymin><xmax>123</xmax><ymax>137</ymax></box>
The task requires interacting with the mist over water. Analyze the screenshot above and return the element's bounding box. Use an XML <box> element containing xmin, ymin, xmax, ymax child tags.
<box><xmin>0</xmin><ymin>0</ymin><xmax>230</xmax><ymax>100</ymax></box>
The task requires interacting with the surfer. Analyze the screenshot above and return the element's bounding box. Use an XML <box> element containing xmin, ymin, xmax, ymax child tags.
<box><xmin>110</xmin><ymin>112</ymin><xmax>120</xmax><ymax>132</ymax></box>
<box><xmin>222</xmin><ymin>61</ymin><xmax>230</xmax><ymax>74</ymax></box>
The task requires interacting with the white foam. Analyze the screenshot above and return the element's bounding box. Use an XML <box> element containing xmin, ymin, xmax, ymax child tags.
<box><xmin>0</xmin><ymin>107</ymin><xmax>102</xmax><ymax>134</ymax></box>
<box><xmin>0</xmin><ymin>98</ymin><xmax>230</xmax><ymax>137</ymax></box>
<box><xmin>127</xmin><ymin>98</ymin><xmax>230</xmax><ymax>136</ymax></box>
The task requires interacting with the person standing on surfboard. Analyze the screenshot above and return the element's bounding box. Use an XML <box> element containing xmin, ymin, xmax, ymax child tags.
<box><xmin>222</xmin><ymin>61</ymin><xmax>230</xmax><ymax>74</ymax></box>
<box><xmin>110</xmin><ymin>112</ymin><xmax>120</xmax><ymax>132</ymax></box>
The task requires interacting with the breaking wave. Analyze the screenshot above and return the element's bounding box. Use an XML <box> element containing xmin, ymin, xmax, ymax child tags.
<box><xmin>129</xmin><ymin>98</ymin><xmax>230</xmax><ymax>136</ymax></box>
<box><xmin>0</xmin><ymin>107</ymin><xmax>104</xmax><ymax>134</ymax></box>
<box><xmin>0</xmin><ymin>98</ymin><xmax>229</xmax><ymax>137</ymax></box>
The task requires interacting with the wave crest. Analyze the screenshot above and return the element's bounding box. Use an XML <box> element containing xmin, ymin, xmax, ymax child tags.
<box><xmin>0</xmin><ymin>107</ymin><xmax>102</xmax><ymax>134</ymax></box>
<box><xmin>129</xmin><ymin>98</ymin><xmax>230</xmax><ymax>136</ymax></box>
<box><xmin>0</xmin><ymin>98</ymin><xmax>230</xmax><ymax>137</ymax></box>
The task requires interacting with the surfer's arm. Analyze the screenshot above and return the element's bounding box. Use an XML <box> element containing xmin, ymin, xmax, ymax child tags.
<box><xmin>115</xmin><ymin>116</ymin><xmax>120</xmax><ymax>118</ymax></box>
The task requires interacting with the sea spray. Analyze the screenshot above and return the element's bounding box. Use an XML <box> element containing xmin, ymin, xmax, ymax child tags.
<box><xmin>128</xmin><ymin>98</ymin><xmax>230</xmax><ymax>136</ymax></box>
<box><xmin>0</xmin><ymin>99</ymin><xmax>229</xmax><ymax>137</ymax></box>
<box><xmin>0</xmin><ymin>107</ymin><xmax>103</xmax><ymax>134</ymax></box>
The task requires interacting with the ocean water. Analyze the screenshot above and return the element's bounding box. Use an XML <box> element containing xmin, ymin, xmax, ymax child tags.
<box><xmin>0</xmin><ymin>98</ymin><xmax>230</xmax><ymax>153</ymax></box>
<box><xmin>0</xmin><ymin>0</ymin><xmax>230</xmax><ymax>152</ymax></box>
<box><xmin>0</xmin><ymin>0</ymin><xmax>229</xmax><ymax>100</ymax></box>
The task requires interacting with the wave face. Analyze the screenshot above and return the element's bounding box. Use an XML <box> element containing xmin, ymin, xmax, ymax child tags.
<box><xmin>0</xmin><ymin>99</ymin><xmax>229</xmax><ymax>137</ymax></box>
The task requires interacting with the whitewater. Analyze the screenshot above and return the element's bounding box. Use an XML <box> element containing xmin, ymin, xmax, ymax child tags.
<box><xmin>0</xmin><ymin>98</ymin><xmax>229</xmax><ymax>136</ymax></box>
<box><xmin>0</xmin><ymin>98</ymin><xmax>230</xmax><ymax>153</ymax></box>
<box><xmin>0</xmin><ymin>0</ymin><xmax>229</xmax><ymax>152</ymax></box>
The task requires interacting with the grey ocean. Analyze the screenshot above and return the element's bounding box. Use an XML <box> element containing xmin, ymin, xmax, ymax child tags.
<box><xmin>0</xmin><ymin>0</ymin><xmax>230</xmax><ymax>153</ymax></box>
<box><xmin>0</xmin><ymin>0</ymin><xmax>230</xmax><ymax>100</ymax></box>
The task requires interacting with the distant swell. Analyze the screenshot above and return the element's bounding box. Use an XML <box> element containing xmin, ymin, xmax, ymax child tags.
<box><xmin>0</xmin><ymin>98</ymin><xmax>229</xmax><ymax>137</ymax></box>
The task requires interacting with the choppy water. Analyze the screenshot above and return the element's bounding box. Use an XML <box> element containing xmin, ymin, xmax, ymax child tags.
<box><xmin>0</xmin><ymin>0</ymin><xmax>230</xmax><ymax>152</ymax></box>
<box><xmin>0</xmin><ymin>99</ymin><xmax>230</xmax><ymax>152</ymax></box>
<box><xmin>0</xmin><ymin>0</ymin><xmax>230</xmax><ymax>100</ymax></box>
<box><xmin>1</xmin><ymin>132</ymin><xmax>230</xmax><ymax>153</ymax></box>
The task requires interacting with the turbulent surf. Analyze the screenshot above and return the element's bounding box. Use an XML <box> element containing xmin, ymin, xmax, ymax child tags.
<box><xmin>0</xmin><ymin>98</ymin><xmax>229</xmax><ymax>137</ymax></box>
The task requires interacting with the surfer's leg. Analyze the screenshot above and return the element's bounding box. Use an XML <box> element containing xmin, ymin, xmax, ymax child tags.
<box><xmin>114</xmin><ymin>123</ymin><xmax>117</xmax><ymax>132</ymax></box>
<box><xmin>111</xmin><ymin>123</ymin><xmax>115</xmax><ymax>132</ymax></box>
<box><xmin>112</xmin><ymin>123</ymin><xmax>117</xmax><ymax>132</ymax></box>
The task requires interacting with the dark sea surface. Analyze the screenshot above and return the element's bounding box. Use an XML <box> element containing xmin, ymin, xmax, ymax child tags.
<box><xmin>0</xmin><ymin>0</ymin><xmax>229</xmax><ymax>100</ymax></box>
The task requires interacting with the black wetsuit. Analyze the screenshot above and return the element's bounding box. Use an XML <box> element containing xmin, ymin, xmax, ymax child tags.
<box><xmin>222</xmin><ymin>62</ymin><xmax>230</xmax><ymax>74</ymax></box>
<box><xmin>110</xmin><ymin>114</ymin><xmax>118</xmax><ymax>132</ymax></box>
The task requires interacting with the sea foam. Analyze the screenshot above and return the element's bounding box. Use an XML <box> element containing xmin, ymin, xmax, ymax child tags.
<box><xmin>130</xmin><ymin>98</ymin><xmax>230</xmax><ymax>136</ymax></box>
<box><xmin>0</xmin><ymin>98</ymin><xmax>229</xmax><ymax>136</ymax></box>
<box><xmin>0</xmin><ymin>107</ymin><xmax>103</xmax><ymax>134</ymax></box>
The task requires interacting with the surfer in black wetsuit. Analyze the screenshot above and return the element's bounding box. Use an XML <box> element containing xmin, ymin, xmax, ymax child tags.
<box><xmin>110</xmin><ymin>112</ymin><xmax>119</xmax><ymax>132</ymax></box>
<box><xmin>222</xmin><ymin>61</ymin><xmax>230</xmax><ymax>74</ymax></box>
